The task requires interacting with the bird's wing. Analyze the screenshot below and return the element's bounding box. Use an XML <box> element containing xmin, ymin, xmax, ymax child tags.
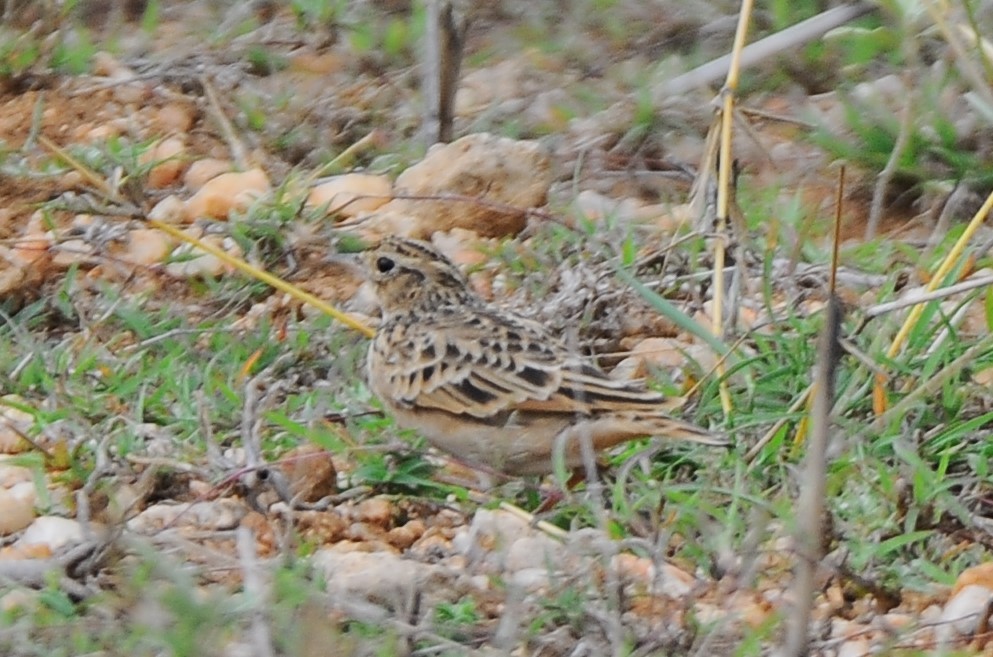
<box><xmin>380</xmin><ymin>310</ymin><xmax>565</xmax><ymax>417</ymax></box>
<box><xmin>380</xmin><ymin>309</ymin><xmax>682</xmax><ymax>419</ymax></box>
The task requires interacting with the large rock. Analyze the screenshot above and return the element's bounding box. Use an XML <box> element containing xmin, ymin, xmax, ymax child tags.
<box><xmin>371</xmin><ymin>133</ymin><xmax>552</xmax><ymax>239</ymax></box>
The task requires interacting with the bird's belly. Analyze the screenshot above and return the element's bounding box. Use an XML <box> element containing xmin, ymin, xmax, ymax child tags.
<box><xmin>386</xmin><ymin>406</ymin><xmax>607</xmax><ymax>477</ymax></box>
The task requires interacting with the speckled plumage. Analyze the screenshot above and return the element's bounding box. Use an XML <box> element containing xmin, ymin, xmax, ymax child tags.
<box><xmin>363</xmin><ymin>236</ymin><xmax>726</xmax><ymax>477</ymax></box>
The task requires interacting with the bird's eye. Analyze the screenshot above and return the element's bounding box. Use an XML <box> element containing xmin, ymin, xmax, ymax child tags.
<box><xmin>376</xmin><ymin>256</ymin><xmax>395</xmax><ymax>273</ymax></box>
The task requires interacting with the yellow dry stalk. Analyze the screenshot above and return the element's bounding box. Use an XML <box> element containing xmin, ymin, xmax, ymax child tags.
<box><xmin>38</xmin><ymin>135</ymin><xmax>375</xmax><ymax>339</ymax></box>
<box><xmin>147</xmin><ymin>219</ymin><xmax>375</xmax><ymax>338</ymax></box>
<box><xmin>711</xmin><ymin>0</ymin><xmax>755</xmax><ymax>417</ymax></box>
<box><xmin>885</xmin><ymin>190</ymin><xmax>993</xmax><ymax>360</ymax></box>
<box><xmin>871</xmin><ymin>188</ymin><xmax>993</xmax><ymax>412</ymax></box>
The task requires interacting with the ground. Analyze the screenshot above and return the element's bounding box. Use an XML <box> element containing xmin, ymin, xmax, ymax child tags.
<box><xmin>2</xmin><ymin>1</ymin><xmax>993</xmax><ymax>655</ymax></box>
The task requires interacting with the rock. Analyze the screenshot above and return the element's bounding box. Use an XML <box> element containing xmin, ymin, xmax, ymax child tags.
<box><xmin>353</xmin><ymin>497</ymin><xmax>393</xmax><ymax>528</ymax></box>
<box><xmin>373</xmin><ymin>133</ymin><xmax>552</xmax><ymax>239</ymax></box>
<box><xmin>119</xmin><ymin>228</ymin><xmax>173</xmax><ymax>266</ymax></box>
<box><xmin>611</xmin><ymin>337</ymin><xmax>716</xmax><ymax>381</ymax></box>
<box><xmin>142</xmin><ymin>136</ymin><xmax>187</xmax><ymax>188</ymax></box>
<box><xmin>10</xmin><ymin>211</ymin><xmax>51</xmax><ymax>268</ymax></box>
<box><xmin>455</xmin><ymin>55</ymin><xmax>551</xmax><ymax>116</ymax></box>
<box><xmin>0</xmin><ymin>396</ymin><xmax>33</xmax><ymax>453</ymax></box>
<box><xmin>504</xmin><ymin>535</ymin><xmax>560</xmax><ymax>573</ymax></box>
<box><xmin>127</xmin><ymin>499</ymin><xmax>246</xmax><ymax>533</ymax></box>
<box><xmin>936</xmin><ymin>584</ymin><xmax>993</xmax><ymax>646</ymax></box>
<box><xmin>164</xmin><ymin>228</ymin><xmax>244</xmax><ymax>278</ymax></box>
<box><xmin>610</xmin><ymin>337</ymin><xmax>688</xmax><ymax>381</ymax></box>
<box><xmin>954</xmin><ymin>562</ymin><xmax>993</xmax><ymax>593</ymax></box>
<box><xmin>385</xmin><ymin>522</ymin><xmax>423</xmax><ymax>550</ymax></box>
<box><xmin>312</xmin><ymin>549</ymin><xmax>458</xmax><ymax>612</ymax></box>
<box><xmin>611</xmin><ymin>553</ymin><xmax>696</xmax><ymax>598</ymax></box>
<box><xmin>453</xmin><ymin>508</ymin><xmax>534</xmax><ymax>565</ymax></box>
<box><xmin>0</xmin><ymin>461</ymin><xmax>32</xmax><ymax>487</ymax></box>
<box><xmin>275</xmin><ymin>444</ymin><xmax>336</xmax><ymax>503</ymax></box>
<box><xmin>0</xmin><ymin>590</ymin><xmax>37</xmax><ymax>613</ymax></box>
<box><xmin>92</xmin><ymin>51</ymin><xmax>135</xmax><ymax>79</ymax></box>
<box><xmin>185</xmin><ymin>168</ymin><xmax>270</xmax><ymax>220</ymax></box>
<box><xmin>307</xmin><ymin>174</ymin><xmax>392</xmax><ymax>218</ymax></box>
<box><xmin>147</xmin><ymin>195</ymin><xmax>187</xmax><ymax>224</ymax></box>
<box><xmin>184</xmin><ymin>158</ymin><xmax>233</xmax><ymax>191</ymax></box>
<box><xmin>0</xmin><ymin>482</ymin><xmax>36</xmax><ymax>536</ymax></box>
<box><xmin>156</xmin><ymin>102</ymin><xmax>196</xmax><ymax>134</ymax></box>
<box><xmin>836</xmin><ymin>637</ymin><xmax>872</xmax><ymax>657</ymax></box>
<box><xmin>16</xmin><ymin>516</ymin><xmax>85</xmax><ymax>552</ymax></box>
<box><xmin>574</xmin><ymin>190</ymin><xmax>647</xmax><ymax>223</ymax></box>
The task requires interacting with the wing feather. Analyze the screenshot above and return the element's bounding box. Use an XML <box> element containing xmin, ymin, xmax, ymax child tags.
<box><xmin>374</xmin><ymin>308</ymin><xmax>684</xmax><ymax>420</ymax></box>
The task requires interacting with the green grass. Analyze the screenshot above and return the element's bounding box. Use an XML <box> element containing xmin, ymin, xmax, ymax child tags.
<box><xmin>3</xmin><ymin>0</ymin><xmax>993</xmax><ymax>654</ymax></box>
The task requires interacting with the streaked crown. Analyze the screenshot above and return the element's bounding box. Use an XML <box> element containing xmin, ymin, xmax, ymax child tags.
<box><xmin>363</xmin><ymin>236</ymin><xmax>479</xmax><ymax>316</ymax></box>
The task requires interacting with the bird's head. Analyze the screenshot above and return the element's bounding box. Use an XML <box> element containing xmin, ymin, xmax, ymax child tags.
<box><xmin>362</xmin><ymin>236</ymin><xmax>478</xmax><ymax>317</ymax></box>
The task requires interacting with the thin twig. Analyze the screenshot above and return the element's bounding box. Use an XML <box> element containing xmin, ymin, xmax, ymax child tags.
<box><xmin>865</xmin><ymin>76</ymin><xmax>915</xmax><ymax>239</ymax></box>
<box><xmin>778</xmin><ymin>296</ymin><xmax>842</xmax><ymax>657</ymax></box>
<box><xmin>237</xmin><ymin>526</ymin><xmax>276</xmax><ymax>657</ymax></box>
<box><xmin>864</xmin><ymin>273</ymin><xmax>993</xmax><ymax>318</ymax></box>
<box><xmin>201</xmin><ymin>75</ymin><xmax>249</xmax><ymax>170</ymax></box>
<box><xmin>655</xmin><ymin>2</ymin><xmax>875</xmax><ymax>99</ymax></box>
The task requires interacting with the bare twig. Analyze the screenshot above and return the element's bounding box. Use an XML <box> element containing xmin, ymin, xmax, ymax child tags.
<box><xmin>865</xmin><ymin>75</ymin><xmax>915</xmax><ymax>239</ymax></box>
<box><xmin>237</xmin><ymin>526</ymin><xmax>276</xmax><ymax>657</ymax></box>
<box><xmin>778</xmin><ymin>296</ymin><xmax>842</xmax><ymax>657</ymax></box>
<box><xmin>422</xmin><ymin>0</ymin><xmax>441</xmax><ymax>145</ymax></box>
<box><xmin>655</xmin><ymin>3</ymin><xmax>875</xmax><ymax>99</ymax></box>
<box><xmin>865</xmin><ymin>273</ymin><xmax>993</xmax><ymax>318</ymax></box>
<box><xmin>201</xmin><ymin>75</ymin><xmax>250</xmax><ymax>170</ymax></box>
<box><xmin>421</xmin><ymin>1</ymin><xmax>467</xmax><ymax>145</ymax></box>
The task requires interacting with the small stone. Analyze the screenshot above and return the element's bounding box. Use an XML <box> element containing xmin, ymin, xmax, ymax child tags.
<box><xmin>92</xmin><ymin>51</ymin><xmax>135</xmax><ymax>79</ymax></box>
<box><xmin>85</xmin><ymin>123</ymin><xmax>121</xmax><ymax>143</ymax></box>
<box><xmin>345</xmin><ymin>522</ymin><xmax>385</xmax><ymax>543</ymax></box>
<box><xmin>574</xmin><ymin>190</ymin><xmax>646</xmax><ymax>223</ymax></box>
<box><xmin>0</xmin><ymin>482</ymin><xmax>36</xmax><ymax>536</ymax></box>
<box><xmin>0</xmin><ymin>462</ymin><xmax>32</xmax><ymax>487</ymax></box>
<box><xmin>114</xmin><ymin>83</ymin><xmax>150</xmax><ymax>105</ymax></box>
<box><xmin>184</xmin><ymin>159</ymin><xmax>233</xmax><ymax>191</ymax></box>
<box><xmin>164</xmin><ymin>230</ymin><xmax>244</xmax><ymax>278</ymax></box>
<box><xmin>312</xmin><ymin>549</ymin><xmax>457</xmax><ymax>610</ymax></box>
<box><xmin>296</xmin><ymin>509</ymin><xmax>348</xmax><ymax>544</ymax></box>
<box><xmin>156</xmin><ymin>102</ymin><xmax>196</xmax><ymax>133</ymax></box>
<box><xmin>385</xmin><ymin>525</ymin><xmax>419</xmax><ymax>550</ymax></box>
<box><xmin>954</xmin><ymin>562</ymin><xmax>993</xmax><ymax>593</ymax></box>
<box><xmin>275</xmin><ymin>445</ymin><xmax>336</xmax><ymax>503</ymax></box>
<box><xmin>16</xmin><ymin>516</ymin><xmax>85</xmax><ymax>551</ymax></box>
<box><xmin>142</xmin><ymin>136</ymin><xmax>187</xmax><ymax>188</ymax></box>
<box><xmin>307</xmin><ymin>173</ymin><xmax>392</xmax><ymax>218</ymax></box>
<box><xmin>148</xmin><ymin>195</ymin><xmax>187</xmax><ymax>224</ymax></box>
<box><xmin>0</xmin><ymin>590</ymin><xmax>37</xmax><ymax>614</ymax></box>
<box><xmin>10</xmin><ymin>212</ymin><xmax>51</xmax><ymax>267</ymax></box>
<box><xmin>127</xmin><ymin>499</ymin><xmax>246</xmax><ymax>533</ymax></box>
<box><xmin>354</xmin><ymin>497</ymin><xmax>393</xmax><ymax>528</ymax></box>
<box><xmin>119</xmin><ymin>228</ymin><xmax>173</xmax><ymax>266</ymax></box>
<box><xmin>0</xmin><ymin>397</ymin><xmax>33</xmax><ymax>453</ymax></box>
<box><xmin>937</xmin><ymin>584</ymin><xmax>993</xmax><ymax>645</ymax></box>
<box><xmin>185</xmin><ymin>168</ymin><xmax>270</xmax><ymax>220</ymax></box>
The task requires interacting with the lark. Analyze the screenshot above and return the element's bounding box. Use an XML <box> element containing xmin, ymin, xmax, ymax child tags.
<box><xmin>362</xmin><ymin>236</ymin><xmax>727</xmax><ymax>478</ymax></box>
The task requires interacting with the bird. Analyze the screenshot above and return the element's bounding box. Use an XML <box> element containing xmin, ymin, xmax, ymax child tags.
<box><xmin>361</xmin><ymin>236</ymin><xmax>727</xmax><ymax>478</ymax></box>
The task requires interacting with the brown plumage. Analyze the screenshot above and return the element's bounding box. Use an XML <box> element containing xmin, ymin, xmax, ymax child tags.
<box><xmin>363</xmin><ymin>236</ymin><xmax>726</xmax><ymax>477</ymax></box>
